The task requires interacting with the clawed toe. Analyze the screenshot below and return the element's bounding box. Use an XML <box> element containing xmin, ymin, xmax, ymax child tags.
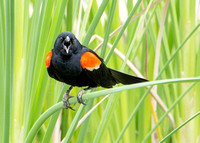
<box><xmin>77</xmin><ymin>89</ymin><xmax>87</xmax><ymax>105</ymax></box>
<box><xmin>63</xmin><ymin>93</ymin><xmax>75</xmax><ymax>110</ymax></box>
<box><xmin>63</xmin><ymin>86</ymin><xmax>92</xmax><ymax>109</ymax></box>
<box><xmin>63</xmin><ymin>94</ymin><xmax>75</xmax><ymax>110</ymax></box>
<box><xmin>63</xmin><ymin>86</ymin><xmax>75</xmax><ymax>110</ymax></box>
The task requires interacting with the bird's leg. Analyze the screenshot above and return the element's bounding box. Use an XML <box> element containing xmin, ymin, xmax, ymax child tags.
<box><xmin>77</xmin><ymin>87</ymin><xmax>93</xmax><ymax>105</ymax></box>
<box><xmin>63</xmin><ymin>86</ymin><xmax>74</xmax><ymax>110</ymax></box>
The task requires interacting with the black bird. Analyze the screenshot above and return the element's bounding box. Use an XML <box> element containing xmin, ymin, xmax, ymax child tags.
<box><xmin>45</xmin><ymin>31</ymin><xmax>148</xmax><ymax>110</ymax></box>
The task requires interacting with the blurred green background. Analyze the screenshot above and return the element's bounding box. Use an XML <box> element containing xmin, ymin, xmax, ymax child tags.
<box><xmin>0</xmin><ymin>0</ymin><xmax>200</xmax><ymax>142</ymax></box>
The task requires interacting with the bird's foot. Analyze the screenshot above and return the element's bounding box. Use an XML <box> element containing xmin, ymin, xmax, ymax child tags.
<box><xmin>63</xmin><ymin>86</ymin><xmax>75</xmax><ymax>110</ymax></box>
<box><xmin>77</xmin><ymin>89</ymin><xmax>87</xmax><ymax>105</ymax></box>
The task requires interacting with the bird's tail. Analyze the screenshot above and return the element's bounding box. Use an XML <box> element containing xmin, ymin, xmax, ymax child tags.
<box><xmin>109</xmin><ymin>68</ymin><xmax>148</xmax><ymax>85</ymax></box>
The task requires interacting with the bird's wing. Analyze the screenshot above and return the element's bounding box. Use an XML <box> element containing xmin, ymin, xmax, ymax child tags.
<box><xmin>108</xmin><ymin>68</ymin><xmax>148</xmax><ymax>84</ymax></box>
<box><xmin>80</xmin><ymin>51</ymin><xmax>117</xmax><ymax>88</ymax></box>
<box><xmin>80</xmin><ymin>51</ymin><xmax>148</xmax><ymax>88</ymax></box>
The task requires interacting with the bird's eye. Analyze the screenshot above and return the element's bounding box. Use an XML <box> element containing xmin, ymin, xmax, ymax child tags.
<box><xmin>60</xmin><ymin>37</ymin><xmax>65</xmax><ymax>42</ymax></box>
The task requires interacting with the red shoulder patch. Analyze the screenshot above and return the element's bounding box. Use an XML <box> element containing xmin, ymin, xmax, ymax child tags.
<box><xmin>45</xmin><ymin>50</ymin><xmax>53</xmax><ymax>68</ymax></box>
<box><xmin>80</xmin><ymin>52</ymin><xmax>102</xmax><ymax>71</ymax></box>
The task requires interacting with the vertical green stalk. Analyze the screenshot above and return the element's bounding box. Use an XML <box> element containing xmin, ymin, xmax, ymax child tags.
<box><xmin>25</xmin><ymin>0</ymin><xmax>68</xmax><ymax>139</ymax></box>
<box><xmin>93</xmin><ymin>94</ymin><xmax>118</xmax><ymax>142</ymax></box>
<box><xmin>23</xmin><ymin>0</ymin><xmax>45</xmax><ymax>136</ymax></box>
<box><xmin>12</xmin><ymin>0</ymin><xmax>25</xmax><ymax>142</ymax></box>
<box><xmin>100</xmin><ymin>0</ymin><xmax>117</xmax><ymax>58</ymax></box>
<box><xmin>180</xmin><ymin>0</ymin><xmax>196</xmax><ymax>76</ymax></box>
<box><xmin>195</xmin><ymin>21</ymin><xmax>200</xmax><ymax>143</ymax></box>
<box><xmin>82</xmin><ymin>0</ymin><xmax>109</xmax><ymax>46</ymax></box>
<box><xmin>77</xmin><ymin>99</ymin><xmax>94</xmax><ymax>143</ymax></box>
<box><xmin>4</xmin><ymin>0</ymin><xmax>14</xmax><ymax>142</ymax></box>
<box><xmin>0</xmin><ymin>0</ymin><xmax>5</xmax><ymax>142</ymax></box>
<box><xmin>63</xmin><ymin>105</ymin><xmax>85</xmax><ymax>143</ymax></box>
<box><xmin>115</xmin><ymin>88</ymin><xmax>150</xmax><ymax>143</ymax></box>
<box><xmin>179</xmin><ymin>0</ymin><xmax>196</xmax><ymax>142</ymax></box>
<box><xmin>93</xmin><ymin>1</ymin><xmax>142</xmax><ymax>142</ymax></box>
<box><xmin>104</xmin><ymin>0</ymin><xmax>142</xmax><ymax>64</ymax></box>
<box><xmin>66</xmin><ymin>0</ymin><xmax>73</xmax><ymax>31</ymax></box>
<box><xmin>78</xmin><ymin>0</ymin><xmax>93</xmax><ymax>41</ymax></box>
<box><xmin>120</xmin><ymin>0</ymin><xmax>153</xmax><ymax>71</ymax></box>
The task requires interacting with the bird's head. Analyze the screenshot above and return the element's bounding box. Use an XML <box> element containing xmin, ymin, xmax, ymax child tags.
<box><xmin>54</xmin><ymin>31</ymin><xmax>81</xmax><ymax>56</ymax></box>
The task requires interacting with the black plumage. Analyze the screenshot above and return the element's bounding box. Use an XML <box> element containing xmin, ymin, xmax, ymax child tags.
<box><xmin>45</xmin><ymin>31</ymin><xmax>148</xmax><ymax>110</ymax></box>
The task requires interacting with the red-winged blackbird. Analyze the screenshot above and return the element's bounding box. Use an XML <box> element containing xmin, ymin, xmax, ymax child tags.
<box><xmin>45</xmin><ymin>31</ymin><xmax>148</xmax><ymax>110</ymax></box>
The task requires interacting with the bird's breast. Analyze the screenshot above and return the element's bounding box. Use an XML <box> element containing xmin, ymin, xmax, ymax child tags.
<box><xmin>51</xmin><ymin>53</ymin><xmax>83</xmax><ymax>77</ymax></box>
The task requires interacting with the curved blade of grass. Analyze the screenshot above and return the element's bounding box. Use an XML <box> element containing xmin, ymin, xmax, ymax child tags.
<box><xmin>41</xmin><ymin>86</ymin><xmax>65</xmax><ymax>143</ymax></box>
<box><xmin>24</xmin><ymin>77</ymin><xmax>200</xmax><ymax>143</ymax></box>
<box><xmin>79</xmin><ymin>78</ymin><xmax>200</xmax><ymax>105</ymax></box>
<box><xmin>25</xmin><ymin>102</ymin><xmax>63</xmax><ymax>143</ymax></box>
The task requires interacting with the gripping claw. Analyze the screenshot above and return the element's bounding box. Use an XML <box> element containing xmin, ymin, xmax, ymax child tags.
<box><xmin>77</xmin><ymin>89</ymin><xmax>87</xmax><ymax>105</ymax></box>
<box><xmin>63</xmin><ymin>86</ymin><xmax>75</xmax><ymax>110</ymax></box>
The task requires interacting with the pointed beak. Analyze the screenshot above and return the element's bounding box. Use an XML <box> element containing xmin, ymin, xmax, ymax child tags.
<box><xmin>63</xmin><ymin>36</ymin><xmax>70</xmax><ymax>53</ymax></box>
<box><xmin>65</xmin><ymin>36</ymin><xmax>70</xmax><ymax>43</ymax></box>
